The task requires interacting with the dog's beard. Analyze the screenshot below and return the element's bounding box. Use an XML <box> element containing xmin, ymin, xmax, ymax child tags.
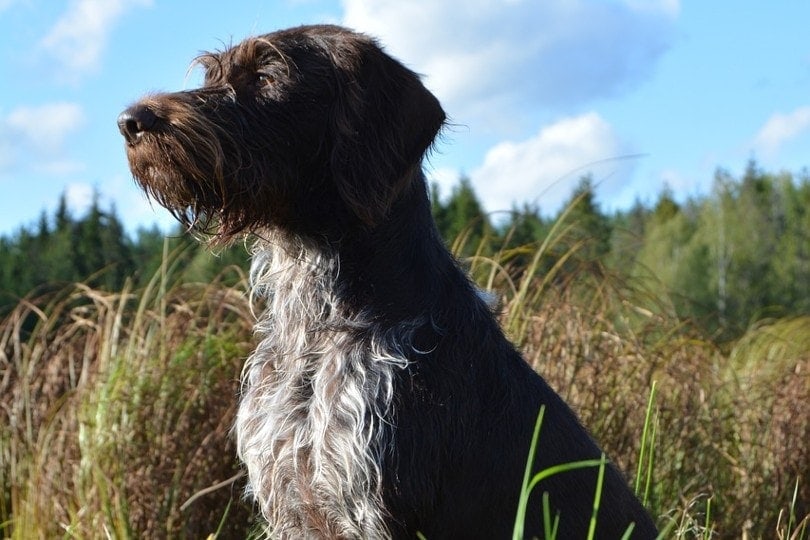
<box><xmin>128</xmin><ymin>147</ymin><xmax>216</xmax><ymax>227</ymax></box>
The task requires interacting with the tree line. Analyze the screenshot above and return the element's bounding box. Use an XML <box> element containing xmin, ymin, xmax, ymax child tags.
<box><xmin>1</xmin><ymin>160</ymin><xmax>808</xmax><ymax>340</ymax></box>
<box><xmin>0</xmin><ymin>193</ymin><xmax>248</xmax><ymax>308</ymax></box>
<box><xmin>433</xmin><ymin>161</ymin><xmax>810</xmax><ymax>340</ymax></box>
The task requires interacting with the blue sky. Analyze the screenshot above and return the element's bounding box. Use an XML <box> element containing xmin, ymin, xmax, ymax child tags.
<box><xmin>1</xmin><ymin>0</ymin><xmax>808</xmax><ymax>236</ymax></box>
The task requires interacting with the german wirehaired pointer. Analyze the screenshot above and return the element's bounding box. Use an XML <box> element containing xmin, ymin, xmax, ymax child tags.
<box><xmin>118</xmin><ymin>24</ymin><xmax>657</xmax><ymax>539</ymax></box>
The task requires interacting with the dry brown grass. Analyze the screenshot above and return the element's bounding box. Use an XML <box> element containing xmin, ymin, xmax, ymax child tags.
<box><xmin>512</xmin><ymin>288</ymin><xmax>809</xmax><ymax>538</ymax></box>
<box><xmin>467</xmin><ymin>220</ymin><xmax>809</xmax><ymax>538</ymax></box>
<box><xmin>1</xmin><ymin>248</ymin><xmax>258</xmax><ymax>538</ymax></box>
<box><xmin>1</xmin><ymin>235</ymin><xmax>808</xmax><ymax>539</ymax></box>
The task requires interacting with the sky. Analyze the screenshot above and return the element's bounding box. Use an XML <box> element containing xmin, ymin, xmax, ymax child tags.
<box><xmin>1</xmin><ymin>0</ymin><xmax>809</xmax><ymax>236</ymax></box>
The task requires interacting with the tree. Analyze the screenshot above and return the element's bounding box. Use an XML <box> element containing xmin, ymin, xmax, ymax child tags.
<box><xmin>500</xmin><ymin>202</ymin><xmax>548</xmax><ymax>249</ymax></box>
<box><xmin>609</xmin><ymin>197</ymin><xmax>650</xmax><ymax>271</ymax></box>
<box><xmin>652</xmin><ymin>185</ymin><xmax>679</xmax><ymax>224</ymax></box>
<box><xmin>98</xmin><ymin>203</ymin><xmax>134</xmax><ymax>289</ymax></box>
<box><xmin>558</xmin><ymin>176</ymin><xmax>612</xmax><ymax>264</ymax></box>
<box><xmin>431</xmin><ymin>175</ymin><xmax>491</xmax><ymax>256</ymax></box>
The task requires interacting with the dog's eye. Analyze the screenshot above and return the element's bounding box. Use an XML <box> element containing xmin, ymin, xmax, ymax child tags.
<box><xmin>256</xmin><ymin>73</ymin><xmax>276</xmax><ymax>87</ymax></box>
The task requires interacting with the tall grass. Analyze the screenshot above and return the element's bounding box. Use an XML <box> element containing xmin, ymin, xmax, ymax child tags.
<box><xmin>1</xmin><ymin>242</ymin><xmax>258</xmax><ymax>538</ymax></box>
<box><xmin>457</xmin><ymin>206</ymin><xmax>808</xmax><ymax>539</ymax></box>
<box><xmin>1</xmin><ymin>223</ymin><xmax>808</xmax><ymax>538</ymax></box>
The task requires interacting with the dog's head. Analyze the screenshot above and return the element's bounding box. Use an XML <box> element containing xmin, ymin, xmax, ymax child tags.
<box><xmin>118</xmin><ymin>24</ymin><xmax>445</xmax><ymax>241</ymax></box>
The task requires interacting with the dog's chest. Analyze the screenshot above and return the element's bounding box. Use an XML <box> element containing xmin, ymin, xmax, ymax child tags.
<box><xmin>235</xmin><ymin>247</ymin><xmax>409</xmax><ymax>537</ymax></box>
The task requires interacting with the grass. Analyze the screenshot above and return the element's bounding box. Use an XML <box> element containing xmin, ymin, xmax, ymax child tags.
<box><xmin>512</xmin><ymin>405</ymin><xmax>616</xmax><ymax>540</ymax></box>
<box><xmin>1</xmin><ymin>227</ymin><xmax>808</xmax><ymax>538</ymax></box>
<box><xmin>1</xmin><ymin>242</ymin><xmax>260</xmax><ymax>538</ymax></box>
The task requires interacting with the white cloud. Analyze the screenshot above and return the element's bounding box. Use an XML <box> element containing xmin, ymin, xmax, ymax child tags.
<box><xmin>0</xmin><ymin>103</ymin><xmax>85</xmax><ymax>176</ymax></box>
<box><xmin>342</xmin><ymin>0</ymin><xmax>677</xmax><ymax>123</ymax></box>
<box><xmin>39</xmin><ymin>160</ymin><xmax>86</xmax><ymax>176</ymax></box>
<box><xmin>469</xmin><ymin>113</ymin><xmax>630</xmax><ymax>213</ymax></box>
<box><xmin>40</xmin><ymin>0</ymin><xmax>153</xmax><ymax>82</ymax></box>
<box><xmin>753</xmin><ymin>106</ymin><xmax>810</xmax><ymax>158</ymax></box>
<box><xmin>340</xmin><ymin>0</ymin><xmax>677</xmax><ymax>215</ymax></box>
<box><xmin>5</xmin><ymin>102</ymin><xmax>85</xmax><ymax>153</ymax></box>
<box><xmin>48</xmin><ymin>176</ymin><xmax>177</xmax><ymax>232</ymax></box>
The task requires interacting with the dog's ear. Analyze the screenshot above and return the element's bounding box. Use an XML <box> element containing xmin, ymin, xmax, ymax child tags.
<box><xmin>328</xmin><ymin>36</ymin><xmax>445</xmax><ymax>226</ymax></box>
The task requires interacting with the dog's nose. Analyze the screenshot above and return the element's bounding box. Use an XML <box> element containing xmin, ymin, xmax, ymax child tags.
<box><xmin>117</xmin><ymin>105</ymin><xmax>158</xmax><ymax>144</ymax></box>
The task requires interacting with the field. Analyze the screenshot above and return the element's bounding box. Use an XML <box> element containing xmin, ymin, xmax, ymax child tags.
<box><xmin>1</xmin><ymin>237</ymin><xmax>808</xmax><ymax>539</ymax></box>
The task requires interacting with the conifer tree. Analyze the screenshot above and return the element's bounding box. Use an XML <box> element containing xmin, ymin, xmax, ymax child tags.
<box><xmin>560</xmin><ymin>176</ymin><xmax>612</xmax><ymax>264</ymax></box>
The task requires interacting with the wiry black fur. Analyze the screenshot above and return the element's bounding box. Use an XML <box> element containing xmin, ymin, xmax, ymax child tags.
<box><xmin>119</xmin><ymin>24</ymin><xmax>658</xmax><ymax>538</ymax></box>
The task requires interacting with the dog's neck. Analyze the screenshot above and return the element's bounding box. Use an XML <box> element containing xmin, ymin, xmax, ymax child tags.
<box><xmin>256</xmin><ymin>170</ymin><xmax>459</xmax><ymax>324</ymax></box>
<box><xmin>338</xmin><ymin>175</ymin><xmax>453</xmax><ymax>320</ymax></box>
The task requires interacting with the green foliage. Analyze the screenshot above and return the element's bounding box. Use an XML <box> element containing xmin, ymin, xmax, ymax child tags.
<box><xmin>440</xmin><ymin>164</ymin><xmax>810</xmax><ymax>342</ymax></box>
<box><xmin>431</xmin><ymin>175</ymin><xmax>493</xmax><ymax>256</ymax></box>
<box><xmin>405</xmin><ymin>162</ymin><xmax>795</xmax><ymax>340</ymax></box>
<box><xmin>3</xmin><ymin>161</ymin><xmax>806</xmax><ymax>342</ymax></box>
<box><xmin>561</xmin><ymin>176</ymin><xmax>612</xmax><ymax>264</ymax></box>
<box><xmin>1</xmin><ymin>182</ymin><xmax>808</xmax><ymax>538</ymax></box>
<box><xmin>629</xmin><ymin>162</ymin><xmax>810</xmax><ymax>339</ymax></box>
<box><xmin>0</xmin><ymin>191</ymin><xmax>249</xmax><ymax>311</ymax></box>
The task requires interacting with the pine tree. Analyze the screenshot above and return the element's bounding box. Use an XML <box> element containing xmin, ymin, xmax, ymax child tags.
<box><xmin>609</xmin><ymin>197</ymin><xmax>649</xmax><ymax>270</ymax></box>
<box><xmin>75</xmin><ymin>193</ymin><xmax>106</xmax><ymax>282</ymax></box>
<box><xmin>560</xmin><ymin>176</ymin><xmax>612</xmax><ymax>264</ymax></box>
<box><xmin>501</xmin><ymin>202</ymin><xmax>547</xmax><ymax>249</ymax></box>
<box><xmin>433</xmin><ymin>175</ymin><xmax>491</xmax><ymax>255</ymax></box>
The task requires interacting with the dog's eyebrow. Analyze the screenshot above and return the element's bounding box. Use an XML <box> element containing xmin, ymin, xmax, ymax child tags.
<box><xmin>252</xmin><ymin>38</ymin><xmax>291</xmax><ymax>76</ymax></box>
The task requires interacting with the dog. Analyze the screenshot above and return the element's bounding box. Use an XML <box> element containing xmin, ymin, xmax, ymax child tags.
<box><xmin>118</xmin><ymin>24</ymin><xmax>658</xmax><ymax>539</ymax></box>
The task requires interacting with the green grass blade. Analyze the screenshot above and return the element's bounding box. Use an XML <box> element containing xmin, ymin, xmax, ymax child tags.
<box><xmin>635</xmin><ymin>381</ymin><xmax>657</xmax><ymax>496</ymax></box>
<box><xmin>586</xmin><ymin>454</ymin><xmax>607</xmax><ymax>540</ymax></box>
<box><xmin>513</xmin><ymin>406</ymin><xmax>546</xmax><ymax>540</ymax></box>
